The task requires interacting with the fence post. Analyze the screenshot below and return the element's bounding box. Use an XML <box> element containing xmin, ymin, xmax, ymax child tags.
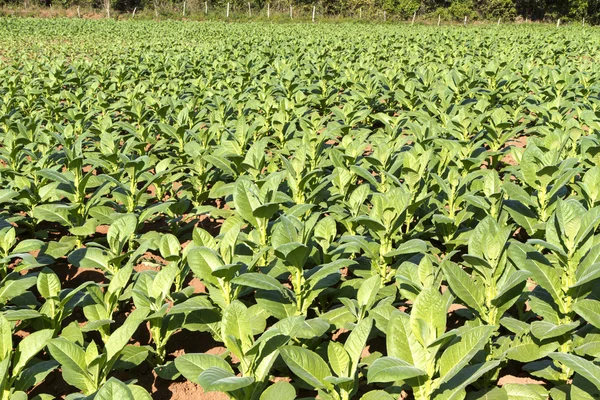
<box><xmin>359</xmin><ymin>8</ymin><xmax>362</xmax><ymax>19</ymax></box>
<box><xmin>312</xmin><ymin>5</ymin><xmax>315</xmax><ymax>22</ymax></box>
<box><xmin>183</xmin><ymin>0</ymin><xmax>186</xmax><ymax>16</ymax></box>
<box><xmin>289</xmin><ymin>4</ymin><xmax>292</xmax><ymax>19</ymax></box>
<box><xmin>267</xmin><ymin>3</ymin><xmax>270</xmax><ymax>17</ymax></box>
<box><xmin>411</xmin><ymin>11</ymin><xmax>416</xmax><ymax>25</ymax></box>
<box><xmin>383</xmin><ymin>10</ymin><xmax>386</xmax><ymax>22</ymax></box>
<box><xmin>497</xmin><ymin>17</ymin><xmax>501</xmax><ymax>25</ymax></box>
<box><xmin>437</xmin><ymin>14</ymin><xmax>440</xmax><ymax>26</ymax></box>
<box><xmin>77</xmin><ymin>5</ymin><xmax>80</xmax><ymax>17</ymax></box>
<box><xmin>248</xmin><ymin>2</ymin><xmax>251</xmax><ymax>16</ymax></box>
<box><xmin>556</xmin><ymin>18</ymin><xmax>560</xmax><ymax>28</ymax></box>
<box><xmin>227</xmin><ymin>2</ymin><xmax>230</xmax><ymax>18</ymax></box>
<box><xmin>464</xmin><ymin>15</ymin><xmax>467</xmax><ymax>26</ymax></box>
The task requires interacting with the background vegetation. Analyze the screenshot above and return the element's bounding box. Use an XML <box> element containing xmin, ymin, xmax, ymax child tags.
<box><xmin>3</xmin><ymin>0</ymin><xmax>600</xmax><ymax>24</ymax></box>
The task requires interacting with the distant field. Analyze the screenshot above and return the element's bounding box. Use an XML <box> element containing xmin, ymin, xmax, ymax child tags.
<box><xmin>1</xmin><ymin>19</ymin><xmax>600</xmax><ymax>400</ymax></box>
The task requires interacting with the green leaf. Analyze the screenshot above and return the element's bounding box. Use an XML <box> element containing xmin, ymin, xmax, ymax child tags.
<box><xmin>260</xmin><ymin>381</ymin><xmax>296</xmax><ymax>400</ymax></box>
<box><xmin>232</xmin><ymin>273</ymin><xmax>284</xmax><ymax>292</ymax></box>
<box><xmin>530</xmin><ymin>321</ymin><xmax>579</xmax><ymax>340</ymax></box>
<box><xmin>442</xmin><ymin>261</ymin><xmax>485</xmax><ymax>315</ymax></box>
<box><xmin>506</xmin><ymin>335</ymin><xmax>559</xmax><ymax>363</ymax></box>
<box><xmin>344</xmin><ymin>317</ymin><xmax>372</xmax><ymax>374</ymax></box>
<box><xmin>37</xmin><ymin>267</ymin><xmax>61</xmax><ymax>299</ymax></box>
<box><xmin>187</xmin><ymin>246</ymin><xmax>223</xmax><ymax>286</ymax></box>
<box><xmin>387</xmin><ymin>311</ymin><xmax>428</xmax><ymax>371</ymax></box>
<box><xmin>222</xmin><ymin>300</ymin><xmax>254</xmax><ymax>359</ymax></box>
<box><xmin>367</xmin><ymin>357</ymin><xmax>427</xmax><ymax>383</ymax></box>
<box><xmin>279</xmin><ymin>345</ymin><xmax>332</xmax><ymax>389</ymax></box>
<box><xmin>509</xmin><ymin>243</ymin><xmax>565</xmax><ymax>313</ymax></box>
<box><xmin>384</xmin><ymin>239</ymin><xmax>427</xmax><ymax>258</ymax></box>
<box><xmin>8</xmin><ymin>391</ymin><xmax>27</xmax><ymax>400</ymax></box>
<box><xmin>503</xmin><ymin>384</ymin><xmax>548</xmax><ymax>400</ymax></box>
<box><xmin>0</xmin><ymin>315</ymin><xmax>12</xmax><ymax>360</ymax></box>
<box><xmin>360</xmin><ymin>391</ymin><xmax>396</xmax><ymax>400</ymax></box>
<box><xmin>13</xmin><ymin>329</ymin><xmax>55</xmax><ymax>376</ymax></box>
<box><xmin>357</xmin><ymin>276</ymin><xmax>381</xmax><ymax>309</ymax></box>
<box><xmin>274</xmin><ymin>242</ymin><xmax>310</xmax><ymax>270</ymax></box>
<box><xmin>47</xmin><ymin>337</ymin><xmax>95</xmax><ymax>393</ymax></box>
<box><xmin>174</xmin><ymin>353</ymin><xmax>233</xmax><ymax>384</ymax></box>
<box><xmin>410</xmin><ymin>287</ymin><xmax>447</xmax><ymax>346</ymax></box>
<box><xmin>68</xmin><ymin>248</ymin><xmax>110</xmax><ymax>271</ymax></box>
<box><xmin>105</xmin><ymin>308</ymin><xmax>149</xmax><ymax>362</ymax></box>
<box><xmin>33</xmin><ymin>204</ymin><xmax>73</xmax><ymax>226</ymax></box>
<box><xmin>150</xmin><ymin>263</ymin><xmax>178</xmax><ymax>300</ymax></box>
<box><xmin>114</xmin><ymin>346</ymin><xmax>150</xmax><ymax>370</ymax></box>
<box><xmin>198</xmin><ymin>367</ymin><xmax>254</xmax><ymax>392</ymax></box>
<box><xmin>549</xmin><ymin>353</ymin><xmax>600</xmax><ymax>390</ymax></box>
<box><xmin>0</xmin><ymin>274</ymin><xmax>37</xmax><ymax>303</ymax></box>
<box><xmin>128</xmin><ymin>385</ymin><xmax>152</xmax><ymax>400</ymax></box>
<box><xmin>434</xmin><ymin>360</ymin><xmax>502</xmax><ymax>400</ymax></box>
<box><xmin>159</xmin><ymin>234</ymin><xmax>181</xmax><ymax>260</ymax></box>
<box><xmin>234</xmin><ymin>179</ymin><xmax>259</xmax><ymax>227</ymax></box>
<box><xmin>14</xmin><ymin>360</ymin><xmax>59</xmax><ymax>392</ymax></box>
<box><xmin>328</xmin><ymin>341</ymin><xmax>350</xmax><ymax>378</ymax></box>
<box><xmin>95</xmin><ymin>378</ymin><xmax>135</xmax><ymax>400</ymax></box>
<box><xmin>107</xmin><ymin>214</ymin><xmax>137</xmax><ymax>254</ymax></box>
<box><xmin>574</xmin><ymin>299</ymin><xmax>600</xmax><ymax>329</ymax></box>
<box><xmin>438</xmin><ymin>325</ymin><xmax>497</xmax><ymax>384</ymax></box>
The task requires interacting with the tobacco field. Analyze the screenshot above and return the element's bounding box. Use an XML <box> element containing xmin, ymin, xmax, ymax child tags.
<box><xmin>1</xmin><ymin>18</ymin><xmax>600</xmax><ymax>400</ymax></box>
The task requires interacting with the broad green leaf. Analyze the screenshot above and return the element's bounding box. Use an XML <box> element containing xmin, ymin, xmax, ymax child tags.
<box><xmin>509</xmin><ymin>243</ymin><xmax>565</xmax><ymax>313</ymax></box>
<box><xmin>47</xmin><ymin>337</ymin><xmax>94</xmax><ymax>392</ymax></box>
<box><xmin>360</xmin><ymin>391</ymin><xmax>396</xmax><ymax>400</ymax></box>
<box><xmin>174</xmin><ymin>353</ymin><xmax>233</xmax><ymax>384</ymax></box>
<box><xmin>438</xmin><ymin>325</ymin><xmax>497</xmax><ymax>384</ymax></box>
<box><xmin>574</xmin><ymin>299</ymin><xmax>600</xmax><ymax>329</ymax></box>
<box><xmin>357</xmin><ymin>276</ymin><xmax>381</xmax><ymax>309</ymax></box>
<box><xmin>198</xmin><ymin>367</ymin><xmax>254</xmax><ymax>392</ymax></box>
<box><xmin>328</xmin><ymin>341</ymin><xmax>350</xmax><ymax>378</ymax></box>
<box><xmin>410</xmin><ymin>287</ymin><xmax>446</xmax><ymax>346</ymax></box>
<box><xmin>434</xmin><ymin>360</ymin><xmax>501</xmax><ymax>400</ymax></box>
<box><xmin>222</xmin><ymin>301</ymin><xmax>253</xmax><ymax>358</ymax></box>
<box><xmin>506</xmin><ymin>336</ymin><xmax>559</xmax><ymax>363</ymax></box>
<box><xmin>13</xmin><ymin>329</ymin><xmax>55</xmax><ymax>375</ymax></box>
<box><xmin>367</xmin><ymin>357</ymin><xmax>427</xmax><ymax>383</ymax></box>
<box><xmin>549</xmin><ymin>353</ymin><xmax>600</xmax><ymax>390</ymax></box>
<box><xmin>105</xmin><ymin>308</ymin><xmax>149</xmax><ymax>362</ymax></box>
<box><xmin>95</xmin><ymin>378</ymin><xmax>134</xmax><ymax>400</ymax></box>
<box><xmin>107</xmin><ymin>214</ymin><xmax>137</xmax><ymax>254</ymax></box>
<box><xmin>279</xmin><ymin>345</ymin><xmax>331</xmax><ymax>389</ymax></box>
<box><xmin>37</xmin><ymin>267</ymin><xmax>61</xmax><ymax>299</ymax></box>
<box><xmin>260</xmin><ymin>381</ymin><xmax>296</xmax><ymax>400</ymax></box>
<box><xmin>504</xmin><ymin>384</ymin><xmax>548</xmax><ymax>400</ymax></box>
<box><xmin>232</xmin><ymin>273</ymin><xmax>284</xmax><ymax>292</ymax></box>
<box><xmin>442</xmin><ymin>261</ymin><xmax>485</xmax><ymax>315</ymax></box>
<box><xmin>387</xmin><ymin>311</ymin><xmax>428</xmax><ymax>371</ymax></box>
<box><xmin>0</xmin><ymin>315</ymin><xmax>11</xmax><ymax>361</ymax></box>
<box><xmin>530</xmin><ymin>321</ymin><xmax>579</xmax><ymax>340</ymax></box>
<box><xmin>344</xmin><ymin>317</ymin><xmax>372</xmax><ymax>374</ymax></box>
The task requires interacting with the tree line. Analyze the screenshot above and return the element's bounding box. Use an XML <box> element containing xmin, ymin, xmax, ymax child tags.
<box><xmin>13</xmin><ymin>0</ymin><xmax>600</xmax><ymax>24</ymax></box>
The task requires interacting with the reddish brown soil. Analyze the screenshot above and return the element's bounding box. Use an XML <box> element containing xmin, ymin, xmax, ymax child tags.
<box><xmin>498</xmin><ymin>375</ymin><xmax>545</xmax><ymax>385</ymax></box>
<box><xmin>166</xmin><ymin>380</ymin><xmax>228</xmax><ymax>400</ymax></box>
<box><xmin>502</xmin><ymin>136</ymin><xmax>528</xmax><ymax>166</ymax></box>
<box><xmin>56</xmin><ymin>262</ymin><xmax>106</xmax><ymax>289</ymax></box>
<box><xmin>95</xmin><ymin>225</ymin><xmax>109</xmax><ymax>234</ymax></box>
